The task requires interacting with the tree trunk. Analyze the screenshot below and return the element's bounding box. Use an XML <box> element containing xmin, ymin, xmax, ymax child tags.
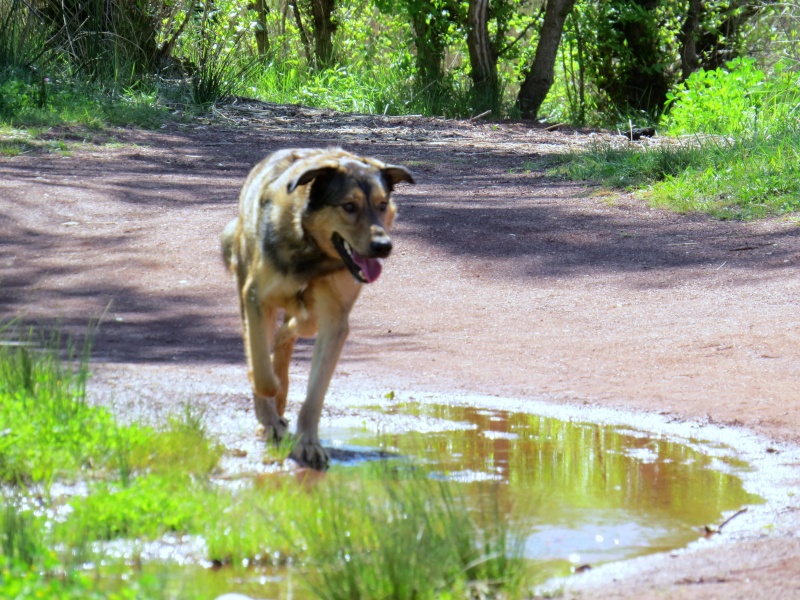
<box><xmin>517</xmin><ymin>0</ymin><xmax>577</xmax><ymax>120</ymax></box>
<box><xmin>310</xmin><ymin>0</ymin><xmax>337</xmax><ymax>68</ymax></box>
<box><xmin>289</xmin><ymin>0</ymin><xmax>313</xmax><ymax>65</ymax></box>
<box><xmin>679</xmin><ymin>0</ymin><xmax>702</xmax><ymax>81</ymax></box>
<box><xmin>253</xmin><ymin>0</ymin><xmax>270</xmax><ymax>57</ymax></box>
<box><xmin>467</xmin><ymin>0</ymin><xmax>499</xmax><ymax>114</ymax></box>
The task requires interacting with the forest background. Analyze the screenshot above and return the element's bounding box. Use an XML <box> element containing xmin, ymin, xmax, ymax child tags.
<box><xmin>0</xmin><ymin>0</ymin><xmax>797</xmax><ymax>125</ymax></box>
<box><xmin>1</xmin><ymin>0</ymin><xmax>799</xmax><ymax>217</ymax></box>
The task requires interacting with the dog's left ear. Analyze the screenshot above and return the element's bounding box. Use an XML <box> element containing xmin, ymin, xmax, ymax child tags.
<box><xmin>381</xmin><ymin>166</ymin><xmax>415</xmax><ymax>191</ymax></box>
<box><xmin>287</xmin><ymin>166</ymin><xmax>338</xmax><ymax>193</ymax></box>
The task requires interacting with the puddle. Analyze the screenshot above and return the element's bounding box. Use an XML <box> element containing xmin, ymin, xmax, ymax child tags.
<box><xmin>326</xmin><ymin>399</ymin><xmax>763</xmax><ymax>583</ymax></box>
<box><xmin>87</xmin><ymin>389</ymin><xmax>774</xmax><ymax>599</ymax></box>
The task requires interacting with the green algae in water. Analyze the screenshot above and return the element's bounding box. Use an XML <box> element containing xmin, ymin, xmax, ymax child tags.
<box><xmin>339</xmin><ymin>402</ymin><xmax>764</xmax><ymax>582</ymax></box>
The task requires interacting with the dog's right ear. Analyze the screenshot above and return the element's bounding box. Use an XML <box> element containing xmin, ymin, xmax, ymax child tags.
<box><xmin>382</xmin><ymin>166</ymin><xmax>415</xmax><ymax>187</ymax></box>
<box><xmin>380</xmin><ymin>165</ymin><xmax>415</xmax><ymax>193</ymax></box>
<box><xmin>287</xmin><ymin>166</ymin><xmax>338</xmax><ymax>193</ymax></box>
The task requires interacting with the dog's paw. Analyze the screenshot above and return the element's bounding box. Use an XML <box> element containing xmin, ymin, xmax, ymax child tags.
<box><xmin>265</xmin><ymin>416</ymin><xmax>289</xmax><ymax>442</ymax></box>
<box><xmin>291</xmin><ymin>439</ymin><xmax>330</xmax><ymax>471</ymax></box>
<box><xmin>253</xmin><ymin>394</ymin><xmax>288</xmax><ymax>441</ymax></box>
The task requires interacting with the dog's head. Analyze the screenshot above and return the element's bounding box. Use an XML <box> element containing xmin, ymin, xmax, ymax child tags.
<box><xmin>290</xmin><ymin>156</ymin><xmax>414</xmax><ymax>283</ymax></box>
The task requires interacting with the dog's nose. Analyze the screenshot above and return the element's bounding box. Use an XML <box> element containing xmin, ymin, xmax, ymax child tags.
<box><xmin>370</xmin><ymin>238</ymin><xmax>393</xmax><ymax>258</ymax></box>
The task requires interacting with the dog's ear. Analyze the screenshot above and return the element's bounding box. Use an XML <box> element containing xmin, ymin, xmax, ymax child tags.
<box><xmin>287</xmin><ymin>166</ymin><xmax>338</xmax><ymax>194</ymax></box>
<box><xmin>381</xmin><ymin>166</ymin><xmax>415</xmax><ymax>191</ymax></box>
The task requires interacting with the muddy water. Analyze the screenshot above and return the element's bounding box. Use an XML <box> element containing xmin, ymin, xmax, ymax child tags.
<box><xmin>104</xmin><ymin>398</ymin><xmax>763</xmax><ymax>598</ymax></box>
<box><xmin>335</xmin><ymin>400</ymin><xmax>762</xmax><ymax>581</ymax></box>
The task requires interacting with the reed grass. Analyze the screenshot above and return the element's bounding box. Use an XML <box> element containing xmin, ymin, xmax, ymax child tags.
<box><xmin>1</xmin><ymin>325</ymin><xmax>528</xmax><ymax>599</ymax></box>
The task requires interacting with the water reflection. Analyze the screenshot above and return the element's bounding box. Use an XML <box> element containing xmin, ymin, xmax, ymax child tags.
<box><xmin>341</xmin><ymin>401</ymin><xmax>763</xmax><ymax>579</ymax></box>
<box><xmin>100</xmin><ymin>400</ymin><xmax>763</xmax><ymax>596</ymax></box>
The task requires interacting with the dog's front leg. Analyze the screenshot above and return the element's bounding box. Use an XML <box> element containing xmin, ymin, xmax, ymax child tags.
<box><xmin>291</xmin><ymin>277</ymin><xmax>359</xmax><ymax>470</ymax></box>
<box><xmin>242</xmin><ymin>282</ymin><xmax>287</xmax><ymax>441</ymax></box>
<box><xmin>292</xmin><ymin>320</ymin><xmax>349</xmax><ymax>469</ymax></box>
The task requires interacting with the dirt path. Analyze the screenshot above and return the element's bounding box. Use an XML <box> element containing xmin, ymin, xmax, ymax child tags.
<box><xmin>2</xmin><ymin>104</ymin><xmax>800</xmax><ymax>597</ymax></box>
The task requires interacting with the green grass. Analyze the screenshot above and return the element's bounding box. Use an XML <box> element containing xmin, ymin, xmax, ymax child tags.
<box><xmin>549</xmin><ymin>138</ymin><xmax>707</xmax><ymax>189</ymax></box>
<box><xmin>0</xmin><ymin>131</ymin><xmax>86</xmax><ymax>157</ymax></box>
<box><xmin>0</xmin><ymin>328</ymin><xmax>220</xmax><ymax>487</ymax></box>
<box><xmin>550</xmin><ymin>128</ymin><xmax>800</xmax><ymax>219</ymax></box>
<box><xmin>549</xmin><ymin>60</ymin><xmax>800</xmax><ymax>220</ymax></box>
<box><xmin>1</xmin><ymin>496</ymin><xmax>162</xmax><ymax>599</ymax></box>
<box><xmin>0</xmin><ymin>71</ymin><xmax>198</xmax><ymax>157</ymax></box>
<box><xmin>0</xmin><ymin>329</ymin><xmax>95</xmax><ymax>484</ymax></box>
<box><xmin>0</xmin><ymin>71</ymin><xmax>185</xmax><ymax>131</ymax></box>
<box><xmin>649</xmin><ymin>131</ymin><xmax>800</xmax><ymax>219</ymax></box>
<box><xmin>250</xmin><ymin>58</ymin><xmax>473</xmax><ymax>118</ymax></box>
<box><xmin>301</xmin><ymin>466</ymin><xmax>526</xmax><ymax>600</ymax></box>
<box><xmin>1</xmin><ymin>327</ymin><xmax>527</xmax><ymax>599</ymax></box>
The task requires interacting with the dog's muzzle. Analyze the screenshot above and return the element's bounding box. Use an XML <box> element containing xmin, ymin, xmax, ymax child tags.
<box><xmin>332</xmin><ymin>233</ymin><xmax>387</xmax><ymax>283</ymax></box>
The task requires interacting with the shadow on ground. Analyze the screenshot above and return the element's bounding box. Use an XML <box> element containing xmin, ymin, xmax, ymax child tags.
<box><xmin>2</xmin><ymin>124</ymin><xmax>798</xmax><ymax>365</ymax></box>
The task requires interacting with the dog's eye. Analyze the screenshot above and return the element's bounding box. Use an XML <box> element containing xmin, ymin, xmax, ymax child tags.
<box><xmin>341</xmin><ymin>203</ymin><xmax>357</xmax><ymax>214</ymax></box>
<box><xmin>377</xmin><ymin>202</ymin><xmax>389</xmax><ymax>212</ymax></box>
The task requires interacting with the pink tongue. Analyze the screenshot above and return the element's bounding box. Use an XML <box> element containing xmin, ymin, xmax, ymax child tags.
<box><xmin>352</xmin><ymin>251</ymin><xmax>383</xmax><ymax>283</ymax></box>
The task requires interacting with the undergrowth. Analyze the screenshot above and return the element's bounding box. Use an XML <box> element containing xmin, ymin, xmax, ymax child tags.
<box><xmin>551</xmin><ymin>59</ymin><xmax>800</xmax><ymax>220</ymax></box>
<box><xmin>551</xmin><ymin>130</ymin><xmax>800</xmax><ymax>220</ymax></box>
<box><xmin>252</xmin><ymin>59</ymin><xmax>469</xmax><ymax>117</ymax></box>
<box><xmin>550</xmin><ymin>138</ymin><xmax>706</xmax><ymax>189</ymax></box>
<box><xmin>0</xmin><ymin>327</ymin><xmax>527</xmax><ymax>599</ymax></box>
<box><xmin>650</xmin><ymin>130</ymin><xmax>800</xmax><ymax>219</ymax></box>
<box><xmin>0</xmin><ymin>70</ymin><xmax>185</xmax><ymax>130</ymax></box>
<box><xmin>301</xmin><ymin>468</ymin><xmax>526</xmax><ymax>600</ymax></box>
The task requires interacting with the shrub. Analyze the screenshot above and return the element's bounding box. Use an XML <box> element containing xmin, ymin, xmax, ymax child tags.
<box><xmin>663</xmin><ymin>58</ymin><xmax>800</xmax><ymax>137</ymax></box>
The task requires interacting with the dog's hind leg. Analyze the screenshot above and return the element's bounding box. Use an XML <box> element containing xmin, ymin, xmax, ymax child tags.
<box><xmin>242</xmin><ymin>281</ymin><xmax>287</xmax><ymax>441</ymax></box>
<box><xmin>274</xmin><ymin>312</ymin><xmax>319</xmax><ymax>415</ymax></box>
<box><xmin>272</xmin><ymin>315</ymin><xmax>298</xmax><ymax>416</ymax></box>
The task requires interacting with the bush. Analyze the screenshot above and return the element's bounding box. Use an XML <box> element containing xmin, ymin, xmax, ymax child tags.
<box><xmin>663</xmin><ymin>58</ymin><xmax>800</xmax><ymax>138</ymax></box>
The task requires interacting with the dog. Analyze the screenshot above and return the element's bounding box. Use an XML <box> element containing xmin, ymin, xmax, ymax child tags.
<box><xmin>221</xmin><ymin>148</ymin><xmax>414</xmax><ymax>469</ymax></box>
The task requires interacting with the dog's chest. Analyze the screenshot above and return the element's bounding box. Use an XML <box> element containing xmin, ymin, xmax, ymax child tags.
<box><xmin>255</xmin><ymin>274</ymin><xmax>314</xmax><ymax>320</ymax></box>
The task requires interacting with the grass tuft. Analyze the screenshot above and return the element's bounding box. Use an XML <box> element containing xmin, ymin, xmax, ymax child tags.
<box><xmin>550</xmin><ymin>138</ymin><xmax>707</xmax><ymax>190</ymax></box>
<box><xmin>1</xmin><ymin>327</ymin><xmax>529</xmax><ymax>598</ymax></box>
<box><xmin>1</xmin><ymin>501</ymin><xmax>43</xmax><ymax>568</ymax></box>
<box><xmin>551</xmin><ymin>128</ymin><xmax>800</xmax><ymax>219</ymax></box>
<box><xmin>301</xmin><ymin>465</ymin><xmax>526</xmax><ymax>600</ymax></box>
<box><xmin>0</xmin><ymin>327</ymin><xmax>95</xmax><ymax>484</ymax></box>
<box><xmin>649</xmin><ymin>130</ymin><xmax>800</xmax><ymax>219</ymax></box>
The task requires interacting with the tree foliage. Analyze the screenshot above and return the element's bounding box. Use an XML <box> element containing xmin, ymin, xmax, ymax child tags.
<box><xmin>0</xmin><ymin>0</ymin><xmax>793</xmax><ymax>124</ymax></box>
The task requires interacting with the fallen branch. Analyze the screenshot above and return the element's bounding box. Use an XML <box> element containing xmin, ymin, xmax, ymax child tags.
<box><xmin>704</xmin><ymin>507</ymin><xmax>748</xmax><ymax>535</ymax></box>
<box><xmin>469</xmin><ymin>110</ymin><xmax>492</xmax><ymax>121</ymax></box>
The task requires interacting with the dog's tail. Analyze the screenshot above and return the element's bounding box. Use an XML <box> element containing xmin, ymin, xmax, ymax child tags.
<box><xmin>221</xmin><ymin>218</ymin><xmax>238</xmax><ymax>272</ymax></box>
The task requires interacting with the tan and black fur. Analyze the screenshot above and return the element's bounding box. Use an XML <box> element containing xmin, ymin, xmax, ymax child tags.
<box><xmin>221</xmin><ymin>148</ymin><xmax>413</xmax><ymax>469</ymax></box>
